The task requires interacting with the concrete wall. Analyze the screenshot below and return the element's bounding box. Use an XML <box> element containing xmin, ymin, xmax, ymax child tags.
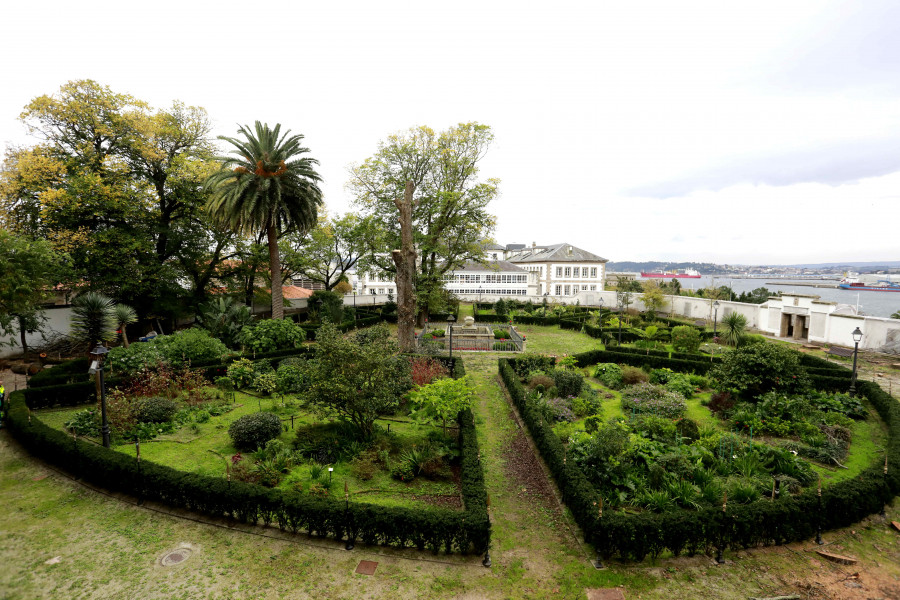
<box><xmin>1</xmin><ymin>306</ymin><xmax>75</xmax><ymax>358</ymax></box>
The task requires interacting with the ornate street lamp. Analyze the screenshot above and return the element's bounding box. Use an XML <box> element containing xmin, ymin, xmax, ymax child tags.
<box><xmin>849</xmin><ymin>327</ymin><xmax>863</xmax><ymax>397</ymax></box>
<box><xmin>446</xmin><ymin>314</ymin><xmax>457</xmax><ymax>360</ymax></box>
<box><xmin>89</xmin><ymin>344</ymin><xmax>110</xmax><ymax>448</ymax></box>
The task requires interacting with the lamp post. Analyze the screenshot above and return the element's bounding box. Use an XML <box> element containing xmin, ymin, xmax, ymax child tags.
<box><xmin>849</xmin><ymin>327</ymin><xmax>863</xmax><ymax>397</ymax></box>
<box><xmin>446</xmin><ymin>314</ymin><xmax>457</xmax><ymax>360</ymax></box>
<box><xmin>89</xmin><ymin>344</ymin><xmax>110</xmax><ymax>448</ymax></box>
<box><xmin>712</xmin><ymin>300</ymin><xmax>720</xmax><ymax>340</ymax></box>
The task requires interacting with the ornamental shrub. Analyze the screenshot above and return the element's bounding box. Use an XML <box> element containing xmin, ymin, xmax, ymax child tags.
<box><xmin>665</xmin><ymin>373</ymin><xmax>695</xmax><ymax>399</ymax></box>
<box><xmin>512</xmin><ymin>354</ymin><xmax>556</xmax><ymax>378</ymax></box>
<box><xmin>711</xmin><ymin>342</ymin><xmax>810</xmax><ymax>400</ymax></box>
<box><xmin>493</xmin><ymin>329</ymin><xmax>510</xmax><ymax>340</ymax></box>
<box><xmin>253</xmin><ymin>371</ymin><xmax>278</xmax><ymax>395</ymax></box>
<box><xmin>136</xmin><ymin>396</ymin><xmax>178</xmax><ymax>423</ymax></box>
<box><xmin>64</xmin><ymin>408</ymin><xmax>99</xmax><ymax>436</ymax></box>
<box><xmin>550</xmin><ymin>369</ymin><xmax>584</xmax><ymax>397</ymax></box>
<box><xmin>227</xmin><ymin>358</ymin><xmax>256</xmax><ymax>389</ymax></box>
<box><xmin>107</xmin><ymin>342</ymin><xmax>167</xmax><ymax>375</ymax></box>
<box><xmin>671</xmin><ymin>325</ymin><xmax>702</xmax><ymax>353</ymax></box>
<box><xmin>621</xmin><ymin>383</ymin><xmax>686</xmax><ymax>418</ymax></box>
<box><xmin>228</xmin><ymin>412</ymin><xmax>283</xmax><ymax>450</ymax></box>
<box><xmin>240</xmin><ymin>319</ymin><xmax>307</xmax><ymax>354</ymax></box>
<box><xmin>621</xmin><ymin>365</ymin><xmax>649</xmax><ymax>385</ymax></box>
<box><xmin>153</xmin><ymin>328</ymin><xmax>229</xmax><ymax>368</ymax></box>
<box><xmin>593</xmin><ymin>363</ymin><xmax>623</xmax><ymax>389</ymax></box>
<box><xmin>275</xmin><ymin>363</ymin><xmax>305</xmax><ymax>394</ymax></box>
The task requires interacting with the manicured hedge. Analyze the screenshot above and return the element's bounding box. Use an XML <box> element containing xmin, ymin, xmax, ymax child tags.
<box><xmin>7</xmin><ymin>356</ymin><xmax>490</xmax><ymax>556</ymax></box>
<box><xmin>572</xmin><ymin>349</ymin><xmax>719</xmax><ymax>375</ymax></box>
<box><xmin>499</xmin><ymin>356</ymin><xmax>899</xmax><ymax>560</ymax></box>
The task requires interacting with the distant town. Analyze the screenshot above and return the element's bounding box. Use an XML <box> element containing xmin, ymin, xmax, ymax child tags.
<box><xmin>607</xmin><ymin>261</ymin><xmax>900</xmax><ymax>277</ymax></box>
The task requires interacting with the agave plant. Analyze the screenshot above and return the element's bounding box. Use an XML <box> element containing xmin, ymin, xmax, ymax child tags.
<box><xmin>70</xmin><ymin>292</ymin><xmax>117</xmax><ymax>348</ymax></box>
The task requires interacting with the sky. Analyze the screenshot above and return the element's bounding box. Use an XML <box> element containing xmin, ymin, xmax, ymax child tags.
<box><xmin>2</xmin><ymin>0</ymin><xmax>899</xmax><ymax>265</ymax></box>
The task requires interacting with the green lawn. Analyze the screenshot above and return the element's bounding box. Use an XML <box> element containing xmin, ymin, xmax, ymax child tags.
<box><xmin>34</xmin><ymin>393</ymin><xmax>462</xmax><ymax>510</ymax></box>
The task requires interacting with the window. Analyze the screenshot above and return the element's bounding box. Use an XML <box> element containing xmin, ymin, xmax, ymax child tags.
<box><xmin>573</xmin><ymin>267</ymin><xmax>579</xmax><ymax>278</ymax></box>
<box><xmin>564</xmin><ymin>267</ymin><xmax>571</xmax><ymax>277</ymax></box>
<box><xmin>582</xmin><ymin>285</ymin><xmax>588</xmax><ymax>291</ymax></box>
<box><xmin>492</xmin><ymin>253</ymin><xmax>497</xmax><ymax>260</ymax></box>
<box><xmin>590</xmin><ymin>285</ymin><xmax>597</xmax><ymax>291</ymax></box>
<box><xmin>564</xmin><ymin>285</ymin><xmax>570</xmax><ymax>295</ymax></box>
<box><xmin>590</xmin><ymin>267</ymin><xmax>597</xmax><ymax>278</ymax></box>
<box><xmin>582</xmin><ymin>267</ymin><xmax>589</xmax><ymax>277</ymax></box>
<box><xmin>370</xmin><ymin>289</ymin><xmax>376</xmax><ymax>295</ymax></box>
<box><xmin>556</xmin><ymin>267</ymin><xmax>562</xmax><ymax>277</ymax></box>
<box><xmin>555</xmin><ymin>285</ymin><xmax>562</xmax><ymax>295</ymax></box>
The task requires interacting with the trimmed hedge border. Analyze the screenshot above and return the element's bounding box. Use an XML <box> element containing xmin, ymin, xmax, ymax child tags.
<box><xmin>7</xmin><ymin>356</ymin><xmax>489</xmax><ymax>556</ymax></box>
<box><xmin>499</xmin><ymin>353</ymin><xmax>899</xmax><ymax>560</ymax></box>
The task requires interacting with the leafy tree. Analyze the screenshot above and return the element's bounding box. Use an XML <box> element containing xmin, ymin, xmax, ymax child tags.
<box><xmin>640</xmin><ymin>280</ymin><xmax>667</xmax><ymax>320</ymax></box>
<box><xmin>348</xmin><ymin>123</ymin><xmax>499</xmax><ymax>323</ymax></box>
<box><xmin>671</xmin><ymin>325</ymin><xmax>702</xmax><ymax>353</ymax></box>
<box><xmin>720</xmin><ymin>312</ymin><xmax>748</xmax><ymax>347</ymax></box>
<box><xmin>0</xmin><ymin>231</ymin><xmax>63</xmax><ymax>353</ymax></box>
<box><xmin>205</xmin><ymin>121</ymin><xmax>323</xmax><ymax>320</ymax></box>
<box><xmin>195</xmin><ymin>296</ymin><xmax>254</xmax><ymax>349</ymax></box>
<box><xmin>409</xmin><ymin>376</ymin><xmax>473</xmax><ymax>433</ymax></box>
<box><xmin>711</xmin><ymin>342</ymin><xmax>809</xmax><ymax>400</ymax></box>
<box><xmin>304</xmin><ymin>322</ymin><xmax>411</xmax><ymax>438</ymax></box>
<box><xmin>3</xmin><ymin>80</ymin><xmax>233</xmax><ymax>317</ymax></box>
<box><xmin>307</xmin><ymin>290</ymin><xmax>344</xmax><ymax>324</ymax></box>
<box><xmin>71</xmin><ymin>291</ymin><xmax>117</xmax><ymax>348</ymax></box>
<box><xmin>282</xmin><ymin>213</ymin><xmax>371</xmax><ymax>290</ymax></box>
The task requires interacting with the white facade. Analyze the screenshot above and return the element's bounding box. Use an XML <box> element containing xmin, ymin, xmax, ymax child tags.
<box><xmin>498</xmin><ymin>243</ymin><xmax>608</xmax><ymax>297</ymax></box>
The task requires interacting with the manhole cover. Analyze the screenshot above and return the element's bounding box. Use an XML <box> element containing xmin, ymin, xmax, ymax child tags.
<box><xmin>355</xmin><ymin>560</ymin><xmax>378</xmax><ymax>575</ymax></box>
<box><xmin>161</xmin><ymin>548</ymin><xmax>193</xmax><ymax>566</ymax></box>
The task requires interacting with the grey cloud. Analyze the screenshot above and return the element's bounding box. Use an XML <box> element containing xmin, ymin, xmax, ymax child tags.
<box><xmin>625</xmin><ymin>137</ymin><xmax>900</xmax><ymax>198</ymax></box>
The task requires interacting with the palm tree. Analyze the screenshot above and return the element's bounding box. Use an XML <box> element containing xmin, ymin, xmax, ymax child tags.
<box><xmin>720</xmin><ymin>312</ymin><xmax>748</xmax><ymax>347</ymax></box>
<box><xmin>113</xmin><ymin>303</ymin><xmax>138</xmax><ymax>348</ymax></box>
<box><xmin>71</xmin><ymin>292</ymin><xmax>117</xmax><ymax>349</ymax></box>
<box><xmin>205</xmin><ymin>122</ymin><xmax>323</xmax><ymax>320</ymax></box>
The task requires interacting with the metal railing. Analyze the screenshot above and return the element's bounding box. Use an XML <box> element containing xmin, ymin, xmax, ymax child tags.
<box><xmin>416</xmin><ymin>322</ymin><xmax>525</xmax><ymax>352</ymax></box>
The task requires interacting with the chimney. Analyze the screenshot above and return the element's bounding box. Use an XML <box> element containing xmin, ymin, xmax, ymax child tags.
<box><xmin>567</xmin><ymin>245</ymin><xmax>573</xmax><ymax>256</ymax></box>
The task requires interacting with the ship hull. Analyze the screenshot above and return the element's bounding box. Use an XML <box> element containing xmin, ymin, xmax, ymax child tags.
<box><xmin>838</xmin><ymin>284</ymin><xmax>900</xmax><ymax>292</ymax></box>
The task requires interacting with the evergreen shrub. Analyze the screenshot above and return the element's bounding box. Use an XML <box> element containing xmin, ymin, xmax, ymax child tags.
<box><xmin>228</xmin><ymin>412</ymin><xmax>283</xmax><ymax>450</ymax></box>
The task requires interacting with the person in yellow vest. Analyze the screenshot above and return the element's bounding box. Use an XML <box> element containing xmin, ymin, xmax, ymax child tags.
<box><xmin>0</xmin><ymin>380</ymin><xmax>5</xmax><ymax>428</ymax></box>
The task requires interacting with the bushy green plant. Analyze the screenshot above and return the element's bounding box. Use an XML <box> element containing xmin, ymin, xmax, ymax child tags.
<box><xmin>240</xmin><ymin>319</ymin><xmax>307</xmax><ymax>354</ymax></box>
<box><xmin>571</xmin><ymin>390</ymin><xmax>601</xmax><ymax>417</ymax></box>
<box><xmin>275</xmin><ymin>363</ymin><xmax>305</xmax><ymax>394</ymax></box>
<box><xmin>227</xmin><ymin>358</ymin><xmax>256</xmax><ymax>389</ymax></box>
<box><xmin>665</xmin><ymin>373</ymin><xmax>694</xmax><ymax>399</ymax></box>
<box><xmin>712</xmin><ymin>342</ymin><xmax>809</xmax><ymax>400</ymax></box>
<box><xmin>592</xmin><ymin>363</ymin><xmax>623</xmax><ymax>389</ymax></box>
<box><xmin>215</xmin><ymin>376</ymin><xmax>235</xmax><ymax>391</ymax></box>
<box><xmin>228</xmin><ymin>412</ymin><xmax>283</xmax><ymax>450</ymax></box>
<box><xmin>513</xmin><ymin>354</ymin><xmax>556</xmax><ymax>378</ymax></box>
<box><xmin>307</xmin><ymin>290</ymin><xmax>344</xmax><ymax>324</ymax></box>
<box><xmin>64</xmin><ymin>408</ymin><xmax>99</xmax><ymax>436</ymax></box>
<box><xmin>195</xmin><ymin>296</ymin><xmax>254</xmax><ymax>348</ymax></box>
<box><xmin>550</xmin><ymin>369</ymin><xmax>584</xmax><ymax>397</ymax></box>
<box><xmin>107</xmin><ymin>343</ymin><xmax>167</xmax><ymax>375</ymax></box>
<box><xmin>253</xmin><ymin>371</ymin><xmax>278</xmax><ymax>395</ymax></box>
<box><xmin>136</xmin><ymin>396</ymin><xmax>178</xmax><ymax>423</ymax></box>
<box><xmin>671</xmin><ymin>325</ymin><xmax>702</xmax><ymax>353</ymax></box>
<box><xmin>649</xmin><ymin>368</ymin><xmax>675</xmax><ymax>384</ymax></box>
<box><xmin>153</xmin><ymin>328</ymin><xmax>229</xmax><ymax>368</ymax></box>
<box><xmin>493</xmin><ymin>329</ymin><xmax>510</xmax><ymax>339</ymax></box>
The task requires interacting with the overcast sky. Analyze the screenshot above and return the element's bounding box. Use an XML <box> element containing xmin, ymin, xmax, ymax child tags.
<box><xmin>2</xmin><ymin>0</ymin><xmax>899</xmax><ymax>265</ymax></box>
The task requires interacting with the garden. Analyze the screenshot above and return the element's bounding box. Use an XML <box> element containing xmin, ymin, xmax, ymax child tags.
<box><xmin>10</xmin><ymin>319</ymin><xmax>490</xmax><ymax>555</ymax></box>
<box><xmin>499</xmin><ymin>332</ymin><xmax>900</xmax><ymax>560</ymax></box>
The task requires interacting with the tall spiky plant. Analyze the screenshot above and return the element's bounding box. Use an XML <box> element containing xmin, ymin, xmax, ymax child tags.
<box><xmin>720</xmin><ymin>312</ymin><xmax>748</xmax><ymax>347</ymax></box>
<box><xmin>205</xmin><ymin>122</ymin><xmax>323</xmax><ymax>320</ymax></box>
<box><xmin>71</xmin><ymin>292</ymin><xmax>117</xmax><ymax>349</ymax></box>
<box><xmin>113</xmin><ymin>303</ymin><xmax>138</xmax><ymax>348</ymax></box>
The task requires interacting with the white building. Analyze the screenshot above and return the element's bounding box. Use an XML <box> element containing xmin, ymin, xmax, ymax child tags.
<box><xmin>443</xmin><ymin>260</ymin><xmax>538</xmax><ymax>298</ymax></box>
<box><xmin>500</xmin><ymin>242</ymin><xmax>608</xmax><ymax>297</ymax></box>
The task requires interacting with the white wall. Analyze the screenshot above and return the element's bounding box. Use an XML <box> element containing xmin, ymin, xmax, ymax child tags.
<box><xmin>1</xmin><ymin>306</ymin><xmax>75</xmax><ymax>358</ymax></box>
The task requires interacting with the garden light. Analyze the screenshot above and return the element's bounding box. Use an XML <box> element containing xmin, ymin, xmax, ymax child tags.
<box><xmin>89</xmin><ymin>344</ymin><xmax>110</xmax><ymax>448</ymax></box>
<box><xmin>850</xmin><ymin>327</ymin><xmax>862</xmax><ymax>397</ymax></box>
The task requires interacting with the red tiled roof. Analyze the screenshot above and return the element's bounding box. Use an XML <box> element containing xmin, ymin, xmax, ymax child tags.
<box><xmin>282</xmin><ymin>285</ymin><xmax>314</xmax><ymax>299</ymax></box>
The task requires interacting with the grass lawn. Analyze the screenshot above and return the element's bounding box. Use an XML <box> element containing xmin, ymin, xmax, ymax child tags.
<box><xmin>34</xmin><ymin>392</ymin><xmax>462</xmax><ymax>511</ymax></box>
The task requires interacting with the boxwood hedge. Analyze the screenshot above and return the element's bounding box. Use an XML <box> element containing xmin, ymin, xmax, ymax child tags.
<box><xmin>499</xmin><ymin>352</ymin><xmax>898</xmax><ymax>560</ymax></box>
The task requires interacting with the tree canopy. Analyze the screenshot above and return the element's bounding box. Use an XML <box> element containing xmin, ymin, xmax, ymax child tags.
<box><xmin>205</xmin><ymin>121</ymin><xmax>323</xmax><ymax>320</ymax></box>
<box><xmin>347</xmin><ymin>123</ymin><xmax>498</xmax><ymax>321</ymax></box>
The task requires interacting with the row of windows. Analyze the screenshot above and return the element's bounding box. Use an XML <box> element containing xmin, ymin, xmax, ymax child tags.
<box><xmin>554</xmin><ymin>284</ymin><xmax>597</xmax><ymax>295</ymax></box>
<box><xmin>555</xmin><ymin>266</ymin><xmax>598</xmax><ymax>278</ymax></box>
<box><xmin>445</xmin><ymin>273</ymin><xmax>528</xmax><ymax>283</ymax></box>
<box><xmin>449</xmin><ymin>288</ymin><xmax>527</xmax><ymax>296</ymax></box>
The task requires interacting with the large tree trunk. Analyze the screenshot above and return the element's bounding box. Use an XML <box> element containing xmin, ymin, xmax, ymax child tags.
<box><xmin>267</xmin><ymin>223</ymin><xmax>284</xmax><ymax>320</ymax></box>
<box><xmin>392</xmin><ymin>181</ymin><xmax>417</xmax><ymax>352</ymax></box>
<box><xmin>17</xmin><ymin>315</ymin><xmax>28</xmax><ymax>357</ymax></box>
